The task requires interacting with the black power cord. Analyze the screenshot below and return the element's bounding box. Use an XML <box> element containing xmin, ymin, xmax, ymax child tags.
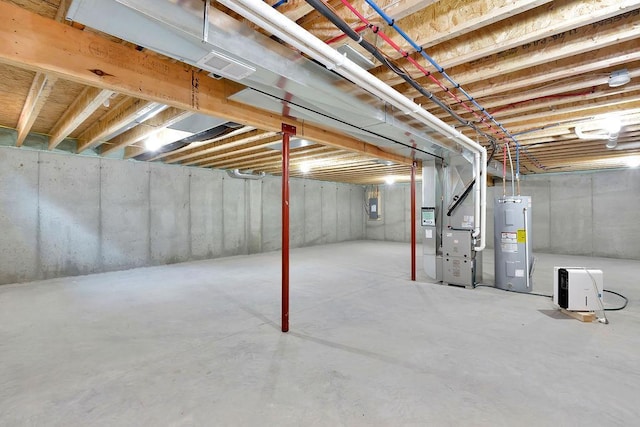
<box><xmin>474</xmin><ymin>284</ymin><xmax>629</xmax><ymax>311</ymax></box>
<box><xmin>474</xmin><ymin>284</ymin><xmax>552</xmax><ymax>298</ymax></box>
<box><xmin>604</xmin><ymin>289</ymin><xmax>629</xmax><ymax>311</ymax></box>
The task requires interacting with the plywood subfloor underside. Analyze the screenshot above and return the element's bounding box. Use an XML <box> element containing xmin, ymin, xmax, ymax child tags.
<box><xmin>1</xmin><ymin>242</ymin><xmax>639</xmax><ymax>425</ymax></box>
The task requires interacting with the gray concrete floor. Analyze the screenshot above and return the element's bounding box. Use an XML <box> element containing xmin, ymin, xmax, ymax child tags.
<box><xmin>1</xmin><ymin>241</ymin><xmax>639</xmax><ymax>426</ymax></box>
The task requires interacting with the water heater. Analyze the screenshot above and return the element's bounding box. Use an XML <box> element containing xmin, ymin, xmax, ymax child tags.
<box><xmin>494</xmin><ymin>196</ymin><xmax>533</xmax><ymax>292</ymax></box>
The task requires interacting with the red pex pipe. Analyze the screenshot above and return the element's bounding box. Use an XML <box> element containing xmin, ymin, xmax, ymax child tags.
<box><xmin>337</xmin><ymin>0</ymin><xmax>513</xmax><ymax>143</ymax></box>
<box><xmin>325</xmin><ymin>24</ymin><xmax>368</xmax><ymax>44</ymax></box>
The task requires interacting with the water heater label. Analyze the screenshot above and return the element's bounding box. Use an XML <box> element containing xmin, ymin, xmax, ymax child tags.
<box><xmin>517</xmin><ymin>229</ymin><xmax>526</xmax><ymax>243</ymax></box>
<box><xmin>501</xmin><ymin>232</ymin><xmax>518</xmax><ymax>253</ymax></box>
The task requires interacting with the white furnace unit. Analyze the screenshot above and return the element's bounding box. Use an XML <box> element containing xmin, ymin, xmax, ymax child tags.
<box><xmin>553</xmin><ymin>267</ymin><xmax>604</xmax><ymax>311</ymax></box>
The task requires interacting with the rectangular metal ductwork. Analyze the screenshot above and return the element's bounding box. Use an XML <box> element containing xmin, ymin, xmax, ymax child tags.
<box><xmin>67</xmin><ymin>0</ymin><xmax>445</xmax><ymax>161</ymax></box>
<box><xmin>197</xmin><ymin>51</ymin><xmax>256</xmax><ymax>80</ymax></box>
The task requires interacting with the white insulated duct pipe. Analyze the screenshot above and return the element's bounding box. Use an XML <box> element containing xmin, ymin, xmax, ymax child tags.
<box><xmin>613</xmin><ymin>141</ymin><xmax>640</xmax><ymax>150</ymax></box>
<box><xmin>227</xmin><ymin>169</ymin><xmax>266</xmax><ymax>179</ymax></box>
<box><xmin>218</xmin><ymin>0</ymin><xmax>487</xmax><ymax>250</ymax></box>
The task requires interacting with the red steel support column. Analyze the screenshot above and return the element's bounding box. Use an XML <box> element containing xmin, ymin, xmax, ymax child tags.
<box><xmin>411</xmin><ymin>161</ymin><xmax>417</xmax><ymax>281</ymax></box>
<box><xmin>281</xmin><ymin>123</ymin><xmax>296</xmax><ymax>332</ymax></box>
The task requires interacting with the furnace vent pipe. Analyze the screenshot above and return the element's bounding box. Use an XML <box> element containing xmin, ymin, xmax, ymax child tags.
<box><xmin>227</xmin><ymin>169</ymin><xmax>266</xmax><ymax>179</ymax></box>
<box><xmin>612</xmin><ymin>141</ymin><xmax>640</xmax><ymax>150</ymax></box>
<box><xmin>218</xmin><ymin>0</ymin><xmax>487</xmax><ymax>251</ymax></box>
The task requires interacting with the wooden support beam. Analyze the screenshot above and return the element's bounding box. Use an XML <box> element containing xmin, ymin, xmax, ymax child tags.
<box><xmin>394</xmin><ymin>0</ymin><xmax>639</xmax><ymax>73</ymax></box>
<box><xmin>55</xmin><ymin>0</ymin><xmax>69</xmax><ymax>21</ymax></box>
<box><xmin>296</xmin><ymin>0</ymin><xmax>343</xmax><ymax>27</ymax></box>
<box><xmin>443</xmin><ymin>91</ymin><xmax>640</xmax><ymax>133</ymax></box>
<box><xmin>0</xmin><ymin>2</ymin><xmax>411</xmax><ymax>165</ymax></box>
<box><xmin>48</xmin><ymin>86</ymin><xmax>114</xmax><ymax>150</ymax></box>
<box><xmin>453</xmin><ymin>42</ymin><xmax>640</xmax><ymax>103</ymax></box>
<box><xmin>214</xmin><ymin>146</ymin><xmax>334</xmax><ymax>171</ymax></box>
<box><xmin>127</xmin><ymin>125</ymin><xmax>257</xmax><ymax>160</ymax></box>
<box><xmin>15</xmin><ymin>0</ymin><xmax>67</xmax><ymax>147</ymax></box>
<box><xmin>209</xmin><ymin>144</ymin><xmax>337</xmax><ymax>169</ymax></box>
<box><xmin>191</xmin><ymin>138</ymin><xmax>284</xmax><ymax>167</ymax></box>
<box><xmin>76</xmin><ymin>98</ymin><xmax>157</xmax><ymax>152</ymax></box>
<box><xmin>164</xmin><ymin>129</ymin><xmax>279</xmax><ymax>164</ymax></box>
<box><xmin>215</xmin><ymin>146</ymin><xmax>341</xmax><ymax>170</ymax></box>
<box><xmin>498</xmin><ymin>94</ymin><xmax>640</xmax><ymax>127</ymax></box>
<box><xmin>100</xmin><ymin>107</ymin><xmax>192</xmax><ymax>155</ymax></box>
<box><xmin>384</xmin><ymin>6</ymin><xmax>640</xmax><ymax>91</ymax></box>
<box><xmin>409</xmin><ymin>0</ymin><xmax>551</xmax><ymax>50</ymax></box>
<box><xmin>385</xmin><ymin>0</ymin><xmax>440</xmax><ymax>21</ymax></box>
<box><xmin>280</xmin><ymin>3</ymin><xmax>316</xmax><ymax>22</ymax></box>
<box><xmin>433</xmin><ymin>78</ymin><xmax>640</xmax><ymax>122</ymax></box>
<box><xmin>15</xmin><ymin>73</ymin><xmax>57</xmax><ymax>146</ymax></box>
<box><xmin>508</xmin><ymin>105</ymin><xmax>640</xmax><ymax>134</ymax></box>
<box><xmin>264</xmin><ymin>150</ymin><xmax>365</xmax><ymax>168</ymax></box>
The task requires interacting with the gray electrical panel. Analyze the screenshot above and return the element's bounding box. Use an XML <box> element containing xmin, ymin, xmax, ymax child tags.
<box><xmin>442</xmin><ymin>229</ymin><xmax>481</xmax><ymax>287</ymax></box>
<box><xmin>368</xmin><ymin>197</ymin><xmax>379</xmax><ymax>220</ymax></box>
<box><xmin>494</xmin><ymin>196</ymin><xmax>533</xmax><ymax>292</ymax></box>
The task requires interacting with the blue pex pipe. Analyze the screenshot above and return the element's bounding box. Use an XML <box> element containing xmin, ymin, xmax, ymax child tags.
<box><xmin>363</xmin><ymin>0</ymin><xmax>526</xmax><ymax>173</ymax></box>
<box><xmin>273</xmin><ymin>0</ymin><xmax>288</xmax><ymax>8</ymax></box>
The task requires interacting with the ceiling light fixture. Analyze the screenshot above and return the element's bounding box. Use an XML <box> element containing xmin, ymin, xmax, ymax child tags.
<box><xmin>608</xmin><ymin>69</ymin><xmax>631</xmax><ymax>88</ymax></box>
<box><xmin>626</xmin><ymin>155</ymin><xmax>640</xmax><ymax>168</ymax></box>
<box><xmin>604</xmin><ymin>117</ymin><xmax>622</xmax><ymax>134</ymax></box>
<box><xmin>300</xmin><ymin>162</ymin><xmax>311</xmax><ymax>173</ymax></box>
<box><xmin>385</xmin><ymin>176</ymin><xmax>395</xmax><ymax>185</ymax></box>
<box><xmin>145</xmin><ymin>135</ymin><xmax>162</xmax><ymax>152</ymax></box>
<box><xmin>605</xmin><ymin>117</ymin><xmax>622</xmax><ymax>149</ymax></box>
<box><xmin>575</xmin><ymin>116</ymin><xmax>623</xmax><ymax>148</ymax></box>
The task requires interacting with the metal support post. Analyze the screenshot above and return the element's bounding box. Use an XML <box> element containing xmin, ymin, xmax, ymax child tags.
<box><xmin>411</xmin><ymin>160</ymin><xmax>417</xmax><ymax>281</ymax></box>
<box><xmin>281</xmin><ymin>123</ymin><xmax>296</xmax><ymax>332</ymax></box>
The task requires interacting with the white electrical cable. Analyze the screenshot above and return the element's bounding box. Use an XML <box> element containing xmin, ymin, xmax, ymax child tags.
<box><xmin>505</xmin><ymin>142</ymin><xmax>515</xmax><ymax>197</ymax></box>
<box><xmin>584</xmin><ymin>268</ymin><xmax>608</xmax><ymax>324</ymax></box>
<box><xmin>218</xmin><ymin>0</ymin><xmax>488</xmax><ymax>249</ymax></box>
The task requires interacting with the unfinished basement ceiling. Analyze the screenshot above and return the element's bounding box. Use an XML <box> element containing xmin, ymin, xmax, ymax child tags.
<box><xmin>0</xmin><ymin>0</ymin><xmax>639</xmax><ymax>183</ymax></box>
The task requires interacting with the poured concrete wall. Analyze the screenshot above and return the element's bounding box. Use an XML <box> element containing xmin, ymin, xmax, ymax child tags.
<box><xmin>0</xmin><ymin>146</ymin><xmax>365</xmax><ymax>285</ymax></box>
<box><xmin>372</xmin><ymin>169</ymin><xmax>640</xmax><ymax>260</ymax></box>
<box><xmin>495</xmin><ymin>168</ymin><xmax>640</xmax><ymax>259</ymax></box>
<box><xmin>365</xmin><ymin>183</ymin><xmax>420</xmax><ymax>242</ymax></box>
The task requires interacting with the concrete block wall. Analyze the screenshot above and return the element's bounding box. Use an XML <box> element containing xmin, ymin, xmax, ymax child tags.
<box><xmin>370</xmin><ymin>169</ymin><xmax>640</xmax><ymax>260</ymax></box>
<box><xmin>0</xmin><ymin>146</ymin><xmax>365</xmax><ymax>285</ymax></box>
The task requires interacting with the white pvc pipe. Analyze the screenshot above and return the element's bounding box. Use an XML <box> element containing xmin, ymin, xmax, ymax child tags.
<box><xmin>614</xmin><ymin>141</ymin><xmax>640</xmax><ymax>150</ymax></box>
<box><xmin>219</xmin><ymin>0</ymin><xmax>487</xmax><ymax>250</ymax></box>
<box><xmin>473</xmin><ymin>152</ymin><xmax>481</xmax><ymax>238</ymax></box>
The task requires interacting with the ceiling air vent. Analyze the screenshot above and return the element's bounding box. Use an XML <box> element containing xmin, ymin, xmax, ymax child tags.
<box><xmin>197</xmin><ymin>51</ymin><xmax>256</xmax><ymax>80</ymax></box>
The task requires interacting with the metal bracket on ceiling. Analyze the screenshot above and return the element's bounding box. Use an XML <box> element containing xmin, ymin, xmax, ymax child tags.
<box><xmin>203</xmin><ymin>0</ymin><xmax>210</xmax><ymax>42</ymax></box>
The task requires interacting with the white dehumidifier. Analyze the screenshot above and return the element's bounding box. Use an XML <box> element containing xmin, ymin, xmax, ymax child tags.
<box><xmin>553</xmin><ymin>267</ymin><xmax>603</xmax><ymax>311</ymax></box>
